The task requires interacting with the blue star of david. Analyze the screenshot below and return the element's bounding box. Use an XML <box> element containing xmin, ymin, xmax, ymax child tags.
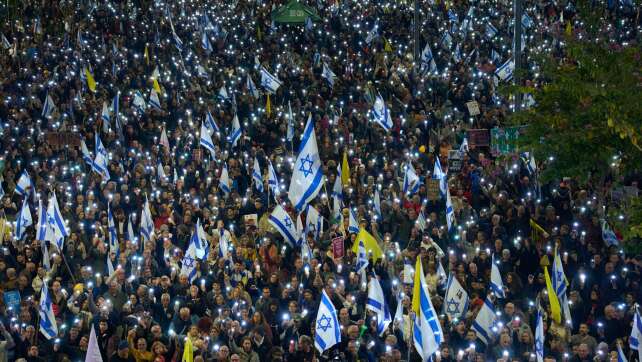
<box><xmin>299</xmin><ymin>154</ymin><xmax>314</xmax><ymax>178</ymax></box>
<box><xmin>21</xmin><ymin>216</ymin><xmax>29</xmax><ymax>226</ymax></box>
<box><xmin>284</xmin><ymin>216</ymin><xmax>292</xmax><ymax>228</ymax></box>
<box><xmin>47</xmin><ymin>215</ymin><xmax>55</xmax><ymax>225</ymax></box>
<box><xmin>535</xmin><ymin>337</ymin><xmax>543</xmax><ymax>353</ymax></box>
<box><xmin>317</xmin><ymin>314</ymin><xmax>332</xmax><ymax>332</ymax></box>
<box><xmin>446</xmin><ymin>298</ymin><xmax>461</xmax><ymax>315</ymax></box>
<box><xmin>556</xmin><ymin>271</ymin><xmax>563</xmax><ymax>281</ymax></box>
<box><xmin>308</xmin><ymin>223</ymin><xmax>316</xmax><ymax>233</ymax></box>
<box><xmin>183</xmin><ymin>256</ymin><xmax>195</xmax><ymax>268</ymax></box>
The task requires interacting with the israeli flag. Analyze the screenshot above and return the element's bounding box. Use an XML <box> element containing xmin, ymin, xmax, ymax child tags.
<box><xmin>314</xmin><ymin>289</ymin><xmax>341</xmax><ymax>353</ymax></box>
<box><xmin>38</xmin><ymin>285</ymin><xmax>58</xmax><ymax>340</ymax></box>
<box><xmin>47</xmin><ymin>193</ymin><xmax>69</xmax><ymax>251</ymax></box>
<box><xmin>260</xmin><ymin>66</ymin><xmax>282</xmax><ymax>93</ymax></box>
<box><xmin>373</xmin><ymin>189</ymin><xmax>381</xmax><ymax>219</ymax></box>
<box><xmin>180</xmin><ymin>238</ymin><xmax>198</xmax><ymax>283</ymax></box>
<box><xmin>42</xmin><ymin>92</ymin><xmax>56</xmax><ymax>118</ymax></box>
<box><xmin>453</xmin><ymin>43</ymin><xmax>462</xmax><ymax>63</ymax></box>
<box><xmin>93</xmin><ymin>134</ymin><xmax>110</xmax><ymax>180</ymax></box>
<box><xmin>267</xmin><ymin>160</ymin><xmax>280</xmax><ymax>200</ymax></box>
<box><xmin>472</xmin><ymin>297</ymin><xmax>496</xmax><ymax>345</ymax></box>
<box><xmin>420</xmin><ymin>43</ymin><xmax>437</xmax><ymax>74</ymax></box>
<box><xmin>140</xmin><ymin>196</ymin><xmax>154</xmax><ymax>242</ymax></box>
<box><xmin>218</xmin><ymin>85</ymin><xmax>230</xmax><ymax>101</ymax></box>
<box><xmin>196</xmin><ymin>64</ymin><xmax>209</xmax><ymax>78</ymax></box>
<box><xmin>356</xmin><ymin>239</ymin><xmax>369</xmax><ymax>273</ymax></box>
<box><xmin>219</xmin><ymin>227</ymin><xmax>231</xmax><ymax>261</ymax></box>
<box><xmin>322</xmin><ymin>62</ymin><xmax>336</xmax><ymax>87</ymax></box>
<box><xmin>553</xmin><ymin>249</ymin><xmax>572</xmax><ymax>325</ymax></box>
<box><xmin>495</xmin><ymin>58</ymin><xmax>515</xmax><ymax>82</ymax></box>
<box><xmin>108</xmin><ymin>203</ymin><xmax>119</xmax><ymax>259</ymax></box>
<box><xmin>305</xmin><ymin>205</ymin><xmax>323</xmax><ymax>241</ymax></box>
<box><xmin>200</xmin><ymin>121</ymin><xmax>216</xmax><ymax>156</ymax></box>
<box><xmin>440</xmin><ymin>32</ymin><xmax>453</xmax><ymax>50</ymax></box>
<box><xmin>202</xmin><ymin>32</ymin><xmax>213</xmax><ymax>53</ymax></box>
<box><xmin>205</xmin><ymin>111</ymin><xmax>221</xmax><ymax>136</ymax></box>
<box><xmin>126</xmin><ymin>214</ymin><xmax>136</xmax><ymax>243</ymax></box>
<box><xmin>247</xmin><ymin>75</ymin><xmax>259</xmax><ymax>99</ymax></box>
<box><xmin>601</xmin><ymin>219</ymin><xmax>619</xmax><ymax>246</ymax></box>
<box><xmin>631</xmin><ymin>310</ymin><xmax>642</xmax><ymax>357</ymax></box>
<box><xmin>490</xmin><ymin>254</ymin><xmax>505</xmax><ymax>298</ymax></box>
<box><xmin>485</xmin><ymin>22</ymin><xmax>498</xmax><ymax>39</ymax></box>
<box><xmin>413</xmin><ymin>259</ymin><xmax>443</xmax><ymax>361</ymax></box>
<box><xmin>433</xmin><ymin>157</ymin><xmax>447</xmax><ymax>195</ymax></box>
<box><xmin>173</xmin><ymin>31</ymin><xmax>183</xmax><ymax>52</ymax></box>
<box><xmin>219</xmin><ymin>164</ymin><xmax>231</xmax><ymax>195</ymax></box>
<box><xmin>149</xmin><ymin>89</ymin><xmax>162</xmax><ymax>110</ymax></box>
<box><xmin>348</xmin><ymin>207</ymin><xmax>359</xmax><ymax>234</ymax></box>
<box><xmin>332</xmin><ymin>166</ymin><xmax>343</xmax><ymax>199</ymax></box>
<box><xmin>459</xmin><ymin>137</ymin><xmax>469</xmax><ymax>155</ymax></box>
<box><xmin>253</xmin><ymin>158</ymin><xmax>264</xmax><ymax>193</ymax></box>
<box><xmin>15</xmin><ymin>197</ymin><xmax>32</xmax><ymax>241</ymax></box>
<box><xmin>447</xmin><ymin>8</ymin><xmax>459</xmax><ymax>22</ymax></box>
<box><xmin>372</xmin><ymin>93</ymin><xmax>392</xmax><ymax>132</ymax></box>
<box><xmin>15</xmin><ymin>170</ymin><xmax>32</xmax><ymax>196</ymax></box>
<box><xmin>522</xmin><ymin>13</ymin><xmax>534</xmax><ymax>29</ymax></box>
<box><xmin>491</xmin><ymin>49</ymin><xmax>501</xmax><ymax>64</ymax></box>
<box><xmin>269</xmin><ymin>205</ymin><xmax>300</xmax><ymax>246</ymax></box>
<box><xmin>36</xmin><ymin>200</ymin><xmax>50</xmax><ymax>242</ymax></box>
<box><xmin>446</xmin><ymin>188</ymin><xmax>455</xmax><ymax>231</ymax></box>
<box><xmin>535</xmin><ymin>310</ymin><xmax>544</xmax><ymax>362</ymax></box>
<box><xmin>305</xmin><ymin>16</ymin><xmax>314</xmax><ymax>31</ymax></box>
<box><xmin>42</xmin><ymin>242</ymin><xmax>51</xmax><ymax>271</ymax></box>
<box><xmin>132</xmin><ymin>90</ymin><xmax>146</xmax><ymax>113</ymax></box>
<box><xmin>1</xmin><ymin>33</ymin><xmax>11</xmax><ymax>49</ymax></box>
<box><xmin>365</xmin><ymin>20</ymin><xmax>379</xmax><ymax>45</ymax></box>
<box><xmin>228</xmin><ymin>114</ymin><xmax>242</xmax><ymax>147</ymax></box>
<box><xmin>0</xmin><ymin>182</ymin><xmax>4</xmax><ymax>200</ymax></box>
<box><xmin>444</xmin><ymin>274</ymin><xmax>469</xmax><ymax>320</ymax></box>
<box><xmin>190</xmin><ymin>219</ymin><xmax>208</xmax><ymax>259</ymax></box>
<box><xmin>617</xmin><ymin>343</ymin><xmax>628</xmax><ymax>362</ymax></box>
<box><xmin>288</xmin><ymin>116</ymin><xmax>324</xmax><ymax>212</ymax></box>
<box><xmin>287</xmin><ymin>102</ymin><xmax>295</xmax><ymax>143</ymax></box>
<box><xmin>402</xmin><ymin>163</ymin><xmax>420</xmax><ymax>195</ymax></box>
<box><xmin>111</xmin><ymin>94</ymin><xmax>120</xmax><ymax>127</ymax></box>
<box><xmin>367</xmin><ymin>273</ymin><xmax>392</xmax><ymax>336</ymax></box>
<box><xmin>101</xmin><ymin>101</ymin><xmax>111</xmax><ymax>128</ymax></box>
<box><xmin>416</xmin><ymin>210</ymin><xmax>427</xmax><ymax>232</ymax></box>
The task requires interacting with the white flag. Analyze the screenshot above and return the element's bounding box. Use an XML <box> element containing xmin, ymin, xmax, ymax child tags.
<box><xmin>85</xmin><ymin>325</ymin><xmax>103</xmax><ymax>362</ymax></box>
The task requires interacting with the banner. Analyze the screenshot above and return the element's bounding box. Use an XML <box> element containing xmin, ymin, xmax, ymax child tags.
<box><xmin>332</xmin><ymin>236</ymin><xmax>344</xmax><ymax>259</ymax></box>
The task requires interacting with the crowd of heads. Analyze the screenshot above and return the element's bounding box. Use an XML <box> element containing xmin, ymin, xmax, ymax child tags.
<box><xmin>0</xmin><ymin>0</ymin><xmax>640</xmax><ymax>361</ymax></box>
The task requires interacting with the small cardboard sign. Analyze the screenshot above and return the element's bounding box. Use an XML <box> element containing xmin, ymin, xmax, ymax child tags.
<box><xmin>332</xmin><ymin>236</ymin><xmax>344</xmax><ymax>259</ymax></box>
<box><xmin>466</xmin><ymin>101</ymin><xmax>480</xmax><ymax>116</ymax></box>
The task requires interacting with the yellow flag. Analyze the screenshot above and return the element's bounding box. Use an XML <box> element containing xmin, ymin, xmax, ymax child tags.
<box><xmin>153</xmin><ymin>78</ymin><xmax>162</xmax><ymax>95</ymax></box>
<box><xmin>182</xmin><ymin>336</ymin><xmax>193</xmax><ymax>362</ymax></box>
<box><xmin>351</xmin><ymin>228</ymin><xmax>383</xmax><ymax>261</ymax></box>
<box><xmin>84</xmin><ymin>68</ymin><xmax>96</xmax><ymax>93</ymax></box>
<box><xmin>341</xmin><ymin>151</ymin><xmax>350</xmax><ymax>186</ymax></box>
<box><xmin>266</xmin><ymin>93</ymin><xmax>272</xmax><ymax>117</ymax></box>
<box><xmin>144</xmin><ymin>44</ymin><xmax>149</xmax><ymax>66</ymax></box>
<box><xmin>411</xmin><ymin>256</ymin><xmax>423</xmax><ymax>315</ymax></box>
<box><xmin>530</xmin><ymin>219</ymin><xmax>548</xmax><ymax>244</ymax></box>
<box><xmin>565</xmin><ymin>21</ymin><xmax>572</xmax><ymax>36</ymax></box>
<box><xmin>383</xmin><ymin>37</ymin><xmax>393</xmax><ymax>52</ymax></box>
<box><xmin>544</xmin><ymin>266</ymin><xmax>562</xmax><ymax>324</ymax></box>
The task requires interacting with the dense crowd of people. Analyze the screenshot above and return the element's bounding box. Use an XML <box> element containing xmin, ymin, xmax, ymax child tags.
<box><xmin>0</xmin><ymin>0</ymin><xmax>640</xmax><ymax>361</ymax></box>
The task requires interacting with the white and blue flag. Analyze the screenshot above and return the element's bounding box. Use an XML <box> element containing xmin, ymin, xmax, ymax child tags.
<box><xmin>490</xmin><ymin>254</ymin><xmax>505</xmax><ymax>298</ymax></box>
<box><xmin>553</xmin><ymin>248</ymin><xmax>572</xmax><ymax>325</ymax></box>
<box><xmin>267</xmin><ymin>159</ymin><xmax>280</xmax><ymax>200</ymax></box>
<box><xmin>47</xmin><ymin>193</ymin><xmax>68</xmax><ymax>251</ymax></box>
<box><xmin>180</xmin><ymin>238</ymin><xmax>198</xmax><ymax>283</ymax></box>
<box><xmin>15</xmin><ymin>170</ymin><xmax>32</xmax><ymax>196</ymax></box>
<box><xmin>200</xmin><ymin>121</ymin><xmax>216</xmax><ymax>156</ymax></box>
<box><xmin>631</xmin><ymin>309</ymin><xmax>642</xmax><ymax>360</ymax></box>
<box><xmin>535</xmin><ymin>310</ymin><xmax>544</xmax><ymax>362</ymax></box>
<box><xmin>420</xmin><ymin>43</ymin><xmax>437</xmax><ymax>74</ymax></box>
<box><xmin>433</xmin><ymin>156</ymin><xmax>447</xmax><ymax>196</ymax></box>
<box><xmin>42</xmin><ymin>92</ymin><xmax>56</xmax><ymax>118</ymax></box>
<box><xmin>202</xmin><ymin>32</ymin><xmax>213</xmax><ymax>53</ymax></box>
<box><xmin>472</xmin><ymin>297</ymin><xmax>496</xmax><ymax>345</ymax></box>
<box><xmin>412</xmin><ymin>258</ymin><xmax>443</xmax><ymax>361</ymax></box>
<box><xmin>367</xmin><ymin>273</ymin><xmax>392</xmax><ymax>336</ymax></box>
<box><xmin>288</xmin><ymin>116</ymin><xmax>324</xmax><ymax>212</ymax></box>
<box><xmin>485</xmin><ymin>22</ymin><xmax>498</xmax><ymax>39</ymax></box>
<box><xmin>322</xmin><ymin>62</ymin><xmax>336</xmax><ymax>87</ymax></box>
<box><xmin>132</xmin><ymin>90</ymin><xmax>146</xmax><ymax>113</ymax></box>
<box><xmin>218</xmin><ymin>85</ymin><xmax>230</xmax><ymax>101</ymax></box>
<box><xmin>601</xmin><ymin>219</ymin><xmax>619</xmax><ymax>246</ymax></box>
<box><xmin>495</xmin><ymin>58</ymin><xmax>515</xmax><ymax>82</ymax></box>
<box><xmin>356</xmin><ymin>239</ymin><xmax>369</xmax><ymax>274</ymax></box>
<box><xmin>93</xmin><ymin>133</ymin><xmax>110</xmax><ymax>180</ymax></box>
<box><xmin>444</xmin><ymin>274</ymin><xmax>469</xmax><ymax>320</ymax></box>
<box><xmin>220</xmin><ymin>164</ymin><xmax>231</xmax><ymax>195</ymax></box>
<box><xmin>260</xmin><ymin>66</ymin><xmax>282</xmax><ymax>93</ymax></box>
<box><xmin>189</xmin><ymin>219</ymin><xmax>207</xmax><ymax>260</ymax></box>
<box><xmin>108</xmin><ymin>203</ymin><xmax>119</xmax><ymax>259</ymax></box>
<box><xmin>373</xmin><ymin>189</ymin><xmax>381</xmax><ymax>219</ymax></box>
<box><xmin>149</xmin><ymin>89</ymin><xmax>162</xmax><ymax>110</ymax></box>
<box><xmin>269</xmin><ymin>205</ymin><xmax>300</xmax><ymax>246</ymax></box>
<box><xmin>39</xmin><ymin>285</ymin><xmax>58</xmax><ymax>340</ymax></box>
<box><xmin>402</xmin><ymin>162</ymin><xmax>420</xmax><ymax>195</ymax></box>
<box><xmin>247</xmin><ymin>75</ymin><xmax>259</xmax><ymax>99</ymax></box>
<box><xmin>15</xmin><ymin>197</ymin><xmax>32</xmax><ymax>241</ymax></box>
<box><xmin>111</xmin><ymin>93</ymin><xmax>120</xmax><ymax>128</ymax></box>
<box><xmin>101</xmin><ymin>101</ymin><xmax>111</xmax><ymax>131</ymax></box>
<box><xmin>287</xmin><ymin>102</ymin><xmax>295</xmax><ymax>143</ymax></box>
<box><xmin>305</xmin><ymin>205</ymin><xmax>322</xmax><ymax>241</ymax></box>
<box><xmin>617</xmin><ymin>343</ymin><xmax>628</xmax><ymax>362</ymax></box>
<box><xmin>314</xmin><ymin>289</ymin><xmax>341</xmax><ymax>353</ymax></box>
<box><xmin>372</xmin><ymin>93</ymin><xmax>392</xmax><ymax>132</ymax></box>
<box><xmin>253</xmin><ymin>158</ymin><xmax>264</xmax><ymax>193</ymax></box>
<box><xmin>228</xmin><ymin>114</ymin><xmax>242</xmax><ymax>147</ymax></box>
<box><xmin>446</xmin><ymin>187</ymin><xmax>455</xmax><ymax>231</ymax></box>
<box><xmin>36</xmin><ymin>200</ymin><xmax>49</xmax><ymax>242</ymax></box>
<box><xmin>205</xmin><ymin>111</ymin><xmax>220</xmax><ymax>136</ymax></box>
<box><xmin>348</xmin><ymin>207</ymin><xmax>359</xmax><ymax>234</ymax></box>
<box><xmin>140</xmin><ymin>196</ymin><xmax>154</xmax><ymax>242</ymax></box>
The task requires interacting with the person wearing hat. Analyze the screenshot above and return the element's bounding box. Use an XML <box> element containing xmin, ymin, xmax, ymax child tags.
<box><xmin>111</xmin><ymin>340</ymin><xmax>135</xmax><ymax>362</ymax></box>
